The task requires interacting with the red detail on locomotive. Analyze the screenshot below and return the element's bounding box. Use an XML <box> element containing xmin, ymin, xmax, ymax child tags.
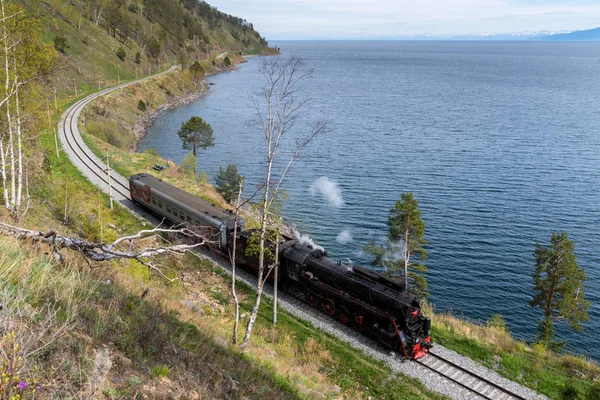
<box><xmin>412</xmin><ymin>342</ymin><xmax>430</xmax><ymax>360</ymax></box>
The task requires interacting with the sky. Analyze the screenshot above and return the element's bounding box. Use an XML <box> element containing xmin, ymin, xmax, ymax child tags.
<box><xmin>207</xmin><ymin>0</ymin><xmax>600</xmax><ymax>40</ymax></box>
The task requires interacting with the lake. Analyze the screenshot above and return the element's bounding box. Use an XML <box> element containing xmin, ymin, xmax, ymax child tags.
<box><xmin>139</xmin><ymin>41</ymin><xmax>600</xmax><ymax>359</ymax></box>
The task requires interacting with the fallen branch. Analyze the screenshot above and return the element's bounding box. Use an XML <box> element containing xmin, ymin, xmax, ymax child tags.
<box><xmin>0</xmin><ymin>221</ymin><xmax>205</xmax><ymax>263</ymax></box>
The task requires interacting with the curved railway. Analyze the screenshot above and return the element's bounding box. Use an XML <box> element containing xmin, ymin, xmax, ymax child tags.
<box><xmin>57</xmin><ymin>65</ymin><xmax>547</xmax><ymax>400</ymax></box>
<box><xmin>58</xmin><ymin>66</ymin><xmax>178</xmax><ymax>209</ymax></box>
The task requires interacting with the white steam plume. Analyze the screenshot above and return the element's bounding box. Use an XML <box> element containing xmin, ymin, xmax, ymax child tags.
<box><xmin>309</xmin><ymin>177</ymin><xmax>344</xmax><ymax>208</ymax></box>
<box><xmin>293</xmin><ymin>229</ymin><xmax>325</xmax><ymax>252</ymax></box>
<box><xmin>336</xmin><ymin>229</ymin><xmax>353</xmax><ymax>244</ymax></box>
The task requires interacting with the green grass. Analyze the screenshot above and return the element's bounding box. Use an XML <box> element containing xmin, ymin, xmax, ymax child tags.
<box><xmin>430</xmin><ymin>313</ymin><xmax>600</xmax><ymax>399</ymax></box>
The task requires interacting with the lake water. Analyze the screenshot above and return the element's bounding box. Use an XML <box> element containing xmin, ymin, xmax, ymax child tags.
<box><xmin>139</xmin><ymin>41</ymin><xmax>600</xmax><ymax>360</ymax></box>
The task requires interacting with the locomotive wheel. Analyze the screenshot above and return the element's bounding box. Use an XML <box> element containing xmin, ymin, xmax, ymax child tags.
<box><xmin>352</xmin><ymin>313</ymin><xmax>365</xmax><ymax>332</ymax></box>
<box><xmin>322</xmin><ymin>298</ymin><xmax>336</xmax><ymax>316</ymax></box>
<box><xmin>338</xmin><ymin>306</ymin><xmax>350</xmax><ymax>324</ymax></box>
<box><xmin>307</xmin><ymin>293</ymin><xmax>319</xmax><ymax>307</ymax></box>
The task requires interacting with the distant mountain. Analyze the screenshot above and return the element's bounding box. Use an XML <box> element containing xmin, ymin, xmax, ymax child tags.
<box><xmin>543</xmin><ymin>27</ymin><xmax>600</xmax><ymax>41</ymax></box>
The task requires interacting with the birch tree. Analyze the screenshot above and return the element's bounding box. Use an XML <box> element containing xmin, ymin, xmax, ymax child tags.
<box><xmin>0</xmin><ymin>0</ymin><xmax>56</xmax><ymax>217</ymax></box>
<box><xmin>240</xmin><ymin>56</ymin><xmax>326</xmax><ymax>349</ymax></box>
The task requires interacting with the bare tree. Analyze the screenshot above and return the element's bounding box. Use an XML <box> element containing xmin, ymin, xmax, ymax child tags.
<box><xmin>240</xmin><ymin>56</ymin><xmax>326</xmax><ymax>349</ymax></box>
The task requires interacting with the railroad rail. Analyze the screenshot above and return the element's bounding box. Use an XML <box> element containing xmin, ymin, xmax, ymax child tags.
<box><xmin>416</xmin><ymin>351</ymin><xmax>529</xmax><ymax>400</ymax></box>
<box><xmin>57</xmin><ymin>66</ymin><xmax>178</xmax><ymax>211</ymax></box>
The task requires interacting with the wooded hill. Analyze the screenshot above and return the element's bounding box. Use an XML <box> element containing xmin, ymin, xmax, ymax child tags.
<box><xmin>18</xmin><ymin>0</ymin><xmax>271</xmax><ymax>98</ymax></box>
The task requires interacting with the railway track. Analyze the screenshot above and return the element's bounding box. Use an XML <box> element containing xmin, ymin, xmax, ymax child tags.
<box><xmin>57</xmin><ymin>66</ymin><xmax>178</xmax><ymax>210</ymax></box>
<box><xmin>416</xmin><ymin>351</ymin><xmax>529</xmax><ymax>400</ymax></box>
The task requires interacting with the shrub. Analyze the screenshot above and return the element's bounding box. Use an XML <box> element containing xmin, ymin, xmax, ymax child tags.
<box><xmin>137</xmin><ymin>99</ymin><xmax>147</xmax><ymax>112</ymax></box>
<box><xmin>135</xmin><ymin>51</ymin><xmax>141</xmax><ymax>64</ymax></box>
<box><xmin>180</xmin><ymin>153</ymin><xmax>197</xmax><ymax>175</ymax></box>
<box><xmin>487</xmin><ymin>314</ymin><xmax>507</xmax><ymax>332</ymax></box>
<box><xmin>223</xmin><ymin>56</ymin><xmax>231</xmax><ymax>66</ymax></box>
<box><xmin>116</xmin><ymin>47</ymin><xmax>126</xmax><ymax>61</ymax></box>
<box><xmin>54</xmin><ymin>36</ymin><xmax>69</xmax><ymax>53</ymax></box>
<box><xmin>199</xmin><ymin>170</ymin><xmax>209</xmax><ymax>185</ymax></box>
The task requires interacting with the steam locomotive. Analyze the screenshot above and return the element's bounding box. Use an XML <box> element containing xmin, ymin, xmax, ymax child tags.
<box><xmin>130</xmin><ymin>173</ymin><xmax>432</xmax><ymax>359</ymax></box>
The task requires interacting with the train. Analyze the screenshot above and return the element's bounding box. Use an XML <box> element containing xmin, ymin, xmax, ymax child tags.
<box><xmin>129</xmin><ymin>173</ymin><xmax>432</xmax><ymax>359</ymax></box>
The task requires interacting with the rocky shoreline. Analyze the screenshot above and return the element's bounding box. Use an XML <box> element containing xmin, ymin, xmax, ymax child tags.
<box><xmin>132</xmin><ymin>81</ymin><xmax>209</xmax><ymax>144</ymax></box>
<box><xmin>132</xmin><ymin>61</ymin><xmax>245</xmax><ymax>149</ymax></box>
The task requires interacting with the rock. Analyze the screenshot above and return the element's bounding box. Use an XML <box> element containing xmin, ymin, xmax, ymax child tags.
<box><xmin>189</xmin><ymin>391</ymin><xmax>199</xmax><ymax>400</ymax></box>
<box><xmin>331</xmin><ymin>385</ymin><xmax>341</xmax><ymax>393</ymax></box>
<box><xmin>215</xmin><ymin>336</ymin><xmax>229</xmax><ymax>348</ymax></box>
<box><xmin>115</xmin><ymin>353</ymin><xmax>133</xmax><ymax>368</ymax></box>
<box><xmin>88</xmin><ymin>347</ymin><xmax>112</xmax><ymax>396</ymax></box>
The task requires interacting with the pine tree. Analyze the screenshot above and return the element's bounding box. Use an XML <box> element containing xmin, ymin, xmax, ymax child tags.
<box><xmin>215</xmin><ymin>164</ymin><xmax>243</xmax><ymax>203</ymax></box>
<box><xmin>365</xmin><ymin>193</ymin><xmax>428</xmax><ymax>297</ymax></box>
<box><xmin>530</xmin><ymin>231</ymin><xmax>589</xmax><ymax>349</ymax></box>
<box><xmin>177</xmin><ymin>116</ymin><xmax>215</xmax><ymax>157</ymax></box>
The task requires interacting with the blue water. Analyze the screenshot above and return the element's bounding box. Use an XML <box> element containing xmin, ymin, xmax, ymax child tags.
<box><xmin>139</xmin><ymin>41</ymin><xmax>600</xmax><ymax>360</ymax></box>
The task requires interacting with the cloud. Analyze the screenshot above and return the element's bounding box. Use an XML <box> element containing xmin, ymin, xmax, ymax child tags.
<box><xmin>207</xmin><ymin>0</ymin><xmax>600</xmax><ymax>39</ymax></box>
<box><xmin>309</xmin><ymin>177</ymin><xmax>344</xmax><ymax>208</ymax></box>
<box><xmin>336</xmin><ymin>230</ymin><xmax>353</xmax><ymax>244</ymax></box>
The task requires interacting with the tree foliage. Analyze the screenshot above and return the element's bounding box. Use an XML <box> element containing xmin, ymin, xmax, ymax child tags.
<box><xmin>0</xmin><ymin>1</ymin><xmax>58</xmax><ymax>216</ymax></box>
<box><xmin>365</xmin><ymin>193</ymin><xmax>428</xmax><ymax>298</ymax></box>
<box><xmin>189</xmin><ymin>61</ymin><xmax>205</xmax><ymax>82</ymax></box>
<box><xmin>530</xmin><ymin>232</ymin><xmax>589</xmax><ymax>347</ymax></box>
<box><xmin>176</xmin><ymin>116</ymin><xmax>215</xmax><ymax>157</ymax></box>
<box><xmin>180</xmin><ymin>153</ymin><xmax>197</xmax><ymax>175</ymax></box>
<box><xmin>215</xmin><ymin>164</ymin><xmax>243</xmax><ymax>203</ymax></box>
<box><xmin>116</xmin><ymin>46</ymin><xmax>126</xmax><ymax>61</ymax></box>
<box><xmin>53</xmin><ymin>36</ymin><xmax>69</xmax><ymax>53</ymax></box>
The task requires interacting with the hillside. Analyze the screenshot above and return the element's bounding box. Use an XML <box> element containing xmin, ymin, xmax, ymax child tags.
<box><xmin>19</xmin><ymin>0</ymin><xmax>273</xmax><ymax>99</ymax></box>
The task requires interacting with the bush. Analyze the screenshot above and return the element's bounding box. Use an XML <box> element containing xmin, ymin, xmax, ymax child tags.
<box><xmin>54</xmin><ymin>36</ymin><xmax>69</xmax><ymax>53</ymax></box>
<box><xmin>180</xmin><ymin>153</ymin><xmax>197</xmax><ymax>175</ymax></box>
<box><xmin>116</xmin><ymin>47</ymin><xmax>126</xmax><ymax>61</ymax></box>
<box><xmin>137</xmin><ymin>99</ymin><xmax>147</xmax><ymax>112</ymax></box>
<box><xmin>135</xmin><ymin>51</ymin><xmax>141</xmax><ymax>64</ymax></box>
<box><xmin>487</xmin><ymin>314</ymin><xmax>507</xmax><ymax>331</ymax></box>
<box><xmin>199</xmin><ymin>170</ymin><xmax>209</xmax><ymax>185</ymax></box>
<box><xmin>223</xmin><ymin>56</ymin><xmax>231</xmax><ymax>66</ymax></box>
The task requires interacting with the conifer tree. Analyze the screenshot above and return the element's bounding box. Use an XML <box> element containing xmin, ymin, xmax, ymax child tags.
<box><xmin>365</xmin><ymin>192</ymin><xmax>428</xmax><ymax>297</ymax></box>
<box><xmin>530</xmin><ymin>231</ymin><xmax>589</xmax><ymax>350</ymax></box>
<box><xmin>177</xmin><ymin>115</ymin><xmax>214</xmax><ymax>154</ymax></box>
<box><xmin>215</xmin><ymin>164</ymin><xmax>243</xmax><ymax>203</ymax></box>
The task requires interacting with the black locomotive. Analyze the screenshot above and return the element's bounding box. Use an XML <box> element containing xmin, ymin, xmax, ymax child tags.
<box><xmin>130</xmin><ymin>173</ymin><xmax>432</xmax><ymax>359</ymax></box>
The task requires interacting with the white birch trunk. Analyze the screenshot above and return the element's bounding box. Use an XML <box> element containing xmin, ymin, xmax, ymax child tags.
<box><xmin>230</xmin><ymin>179</ymin><xmax>244</xmax><ymax>344</ymax></box>
<box><xmin>15</xmin><ymin>81</ymin><xmax>22</xmax><ymax>211</ymax></box>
